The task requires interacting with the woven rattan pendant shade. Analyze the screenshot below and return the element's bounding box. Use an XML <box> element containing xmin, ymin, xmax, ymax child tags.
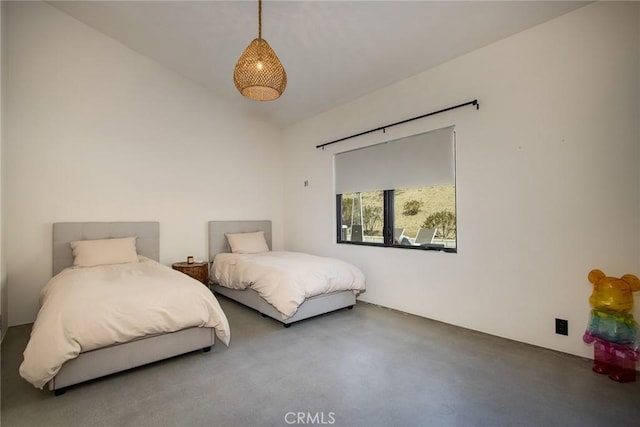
<box><xmin>233</xmin><ymin>0</ymin><xmax>286</xmax><ymax>101</ymax></box>
<box><xmin>234</xmin><ymin>38</ymin><xmax>287</xmax><ymax>101</ymax></box>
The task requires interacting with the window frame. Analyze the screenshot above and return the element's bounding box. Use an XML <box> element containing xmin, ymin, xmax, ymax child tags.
<box><xmin>336</xmin><ymin>189</ymin><xmax>457</xmax><ymax>253</ymax></box>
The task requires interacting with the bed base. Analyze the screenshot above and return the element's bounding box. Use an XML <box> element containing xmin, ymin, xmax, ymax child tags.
<box><xmin>211</xmin><ymin>284</ymin><xmax>355</xmax><ymax>326</ymax></box>
<box><xmin>49</xmin><ymin>327</ymin><xmax>215</xmax><ymax>394</ymax></box>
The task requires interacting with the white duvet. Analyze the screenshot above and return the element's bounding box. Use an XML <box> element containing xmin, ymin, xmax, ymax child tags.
<box><xmin>213</xmin><ymin>251</ymin><xmax>366</xmax><ymax>319</ymax></box>
<box><xmin>20</xmin><ymin>257</ymin><xmax>231</xmax><ymax>389</ymax></box>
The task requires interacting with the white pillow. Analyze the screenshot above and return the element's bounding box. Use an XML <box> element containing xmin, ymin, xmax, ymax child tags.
<box><xmin>70</xmin><ymin>237</ymin><xmax>139</xmax><ymax>267</ymax></box>
<box><xmin>225</xmin><ymin>231</ymin><xmax>270</xmax><ymax>254</ymax></box>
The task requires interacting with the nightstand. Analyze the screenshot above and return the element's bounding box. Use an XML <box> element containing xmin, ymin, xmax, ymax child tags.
<box><xmin>172</xmin><ymin>261</ymin><xmax>209</xmax><ymax>285</ymax></box>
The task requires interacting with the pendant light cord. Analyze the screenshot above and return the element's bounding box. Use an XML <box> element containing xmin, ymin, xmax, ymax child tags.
<box><xmin>258</xmin><ymin>0</ymin><xmax>262</xmax><ymax>40</ymax></box>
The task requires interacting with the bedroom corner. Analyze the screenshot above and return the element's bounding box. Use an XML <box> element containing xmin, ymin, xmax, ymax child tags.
<box><xmin>0</xmin><ymin>0</ymin><xmax>7</xmax><ymax>344</ymax></box>
<box><xmin>0</xmin><ymin>0</ymin><xmax>6</xmax><ymax>411</ymax></box>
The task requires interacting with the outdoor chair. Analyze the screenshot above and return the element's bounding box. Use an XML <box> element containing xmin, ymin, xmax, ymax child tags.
<box><xmin>415</xmin><ymin>227</ymin><xmax>437</xmax><ymax>245</ymax></box>
<box><xmin>393</xmin><ymin>227</ymin><xmax>405</xmax><ymax>244</ymax></box>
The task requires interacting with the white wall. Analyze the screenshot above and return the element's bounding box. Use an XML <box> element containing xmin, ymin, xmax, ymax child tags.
<box><xmin>282</xmin><ymin>2</ymin><xmax>640</xmax><ymax>358</ymax></box>
<box><xmin>5</xmin><ymin>1</ymin><xmax>284</xmax><ymax>326</ymax></box>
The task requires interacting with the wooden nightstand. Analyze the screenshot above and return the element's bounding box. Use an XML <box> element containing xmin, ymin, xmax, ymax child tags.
<box><xmin>172</xmin><ymin>261</ymin><xmax>209</xmax><ymax>285</ymax></box>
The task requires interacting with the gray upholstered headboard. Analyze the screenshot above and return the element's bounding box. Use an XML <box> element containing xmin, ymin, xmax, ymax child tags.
<box><xmin>52</xmin><ymin>222</ymin><xmax>160</xmax><ymax>276</ymax></box>
<box><xmin>208</xmin><ymin>220</ymin><xmax>272</xmax><ymax>261</ymax></box>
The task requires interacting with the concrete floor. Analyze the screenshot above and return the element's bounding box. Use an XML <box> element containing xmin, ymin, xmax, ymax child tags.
<box><xmin>2</xmin><ymin>297</ymin><xmax>640</xmax><ymax>427</ymax></box>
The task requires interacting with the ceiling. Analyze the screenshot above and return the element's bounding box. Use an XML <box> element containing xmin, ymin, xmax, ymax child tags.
<box><xmin>48</xmin><ymin>1</ymin><xmax>590</xmax><ymax>128</ymax></box>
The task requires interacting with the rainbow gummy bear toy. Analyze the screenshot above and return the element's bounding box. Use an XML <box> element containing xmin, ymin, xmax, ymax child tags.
<box><xmin>583</xmin><ymin>269</ymin><xmax>640</xmax><ymax>382</ymax></box>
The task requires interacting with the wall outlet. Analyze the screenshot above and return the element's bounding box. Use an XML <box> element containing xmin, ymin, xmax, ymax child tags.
<box><xmin>555</xmin><ymin>318</ymin><xmax>568</xmax><ymax>336</ymax></box>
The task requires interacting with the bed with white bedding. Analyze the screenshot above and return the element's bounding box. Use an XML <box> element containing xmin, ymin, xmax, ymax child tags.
<box><xmin>20</xmin><ymin>222</ymin><xmax>230</xmax><ymax>394</ymax></box>
<box><xmin>208</xmin><ymin>220</ymin><xmax>365</xmax><ymax>326</ymax></box>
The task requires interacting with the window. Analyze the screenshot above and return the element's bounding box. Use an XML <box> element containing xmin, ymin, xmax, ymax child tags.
<box><xmin>335</xmin><ymin>126</ymin><xmax>456</xmax><ymax>252</ymax></box>
<box><xmin>338</xmin><ymin>191</ymin><xmax>384</xmax><ymax>243</ymax></box>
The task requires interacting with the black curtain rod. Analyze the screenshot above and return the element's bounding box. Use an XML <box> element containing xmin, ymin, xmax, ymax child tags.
<box><xmin>316</xmin><ymin>99</ymin><xmax>479</xmax><ymax>150</ymax></box>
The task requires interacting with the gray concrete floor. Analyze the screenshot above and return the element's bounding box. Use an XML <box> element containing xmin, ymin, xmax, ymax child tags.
<box><xmin>2</xmin><ymin>297</ymin><xmax>640</xmax><ymax>427</ymax></box>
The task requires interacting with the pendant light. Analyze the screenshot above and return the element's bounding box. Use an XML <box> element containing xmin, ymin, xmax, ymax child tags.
<box><xmin>233</xmin><ymin>0</ymin><xmax>287</xmax><ymax>101</ymax></box>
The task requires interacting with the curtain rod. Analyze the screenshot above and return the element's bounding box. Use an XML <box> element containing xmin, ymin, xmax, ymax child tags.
<box><xmin>316</xmin><ymin>99</ymin><xmax>479</xmax><ymax>150</ymax></box>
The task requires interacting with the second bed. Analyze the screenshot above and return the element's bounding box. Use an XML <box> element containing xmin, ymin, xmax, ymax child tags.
<box><xmin>208</xmin><ymin>220</ymin><xmax>366</xmax><ymax>326</ymax></box>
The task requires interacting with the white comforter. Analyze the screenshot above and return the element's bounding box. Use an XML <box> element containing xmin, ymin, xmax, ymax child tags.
<box><xmin>213</xmin><ymin>251</ymin><xmax>366</xmax><ymax>319</ymax></box>
<box><xmin>20</xmin><ymin>257</ymin><xmax>231</xmax><ymax>389</ymax></box>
